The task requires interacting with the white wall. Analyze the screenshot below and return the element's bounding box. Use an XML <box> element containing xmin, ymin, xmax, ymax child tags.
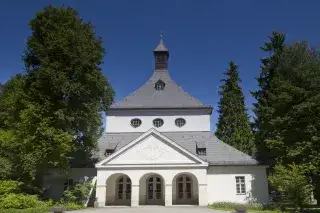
<box><xmin>107</xmin><ymin>135</ymin><xmax>196</xmax><ymax>165</ymax></box>
<box><xmin>207</xmin><ymin>166</ymin><xmax>269</xmax><ymax>204</ymax></box>
<box><xmin>106</xmin><ymin>110</ymin><xmax>210</xmax><ymax>133</ymax></box>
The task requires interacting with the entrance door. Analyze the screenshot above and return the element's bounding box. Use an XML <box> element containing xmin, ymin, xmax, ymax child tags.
<box><xmin>116</xmin><ymin>176</ymin><xmax>131</xmax><ymax>205</ymax></box>
<box><xmin>177</xmin><ymin>175</ymin><xmax>192</xmax><ymax>204</ymax></box>
<box><xmin>147</xmin><ymin>175</ymin><xmax>162</xmax><ymax>205</ymax></box>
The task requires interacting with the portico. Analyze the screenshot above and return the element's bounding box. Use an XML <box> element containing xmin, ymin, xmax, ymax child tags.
<box><xmin>95</xmin><ymin>168</ymin><xmax>207</xmax><ymax>207</ymax></box>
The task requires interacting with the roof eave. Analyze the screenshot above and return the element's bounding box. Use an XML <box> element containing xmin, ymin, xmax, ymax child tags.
<box><xmin>108</xmin><ymin>106</ymin><xmax>213</xmax><ymax>114</ymax></box>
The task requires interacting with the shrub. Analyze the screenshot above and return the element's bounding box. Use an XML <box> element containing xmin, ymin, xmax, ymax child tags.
<box><xmin>268</xmin><ymin>164</ymin><xmax>314</xmax><ymax>212</ymax></box>
<box><xmin>63</xmin><ymin>181</ymin><xmax>92</xmax><ymax>205</ymax></box>
<box><xmin>0</xmin><ymin>193</ymin><xmax>47</xmax><ymax>209</ymax></box>
<box><xmin>0</xmin><ymin>180</ymin><xmax>22</xmax><ymax>195</ymax></box>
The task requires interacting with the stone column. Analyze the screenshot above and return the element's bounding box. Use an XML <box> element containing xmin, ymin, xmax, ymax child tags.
<box><xmin>165</xmin><ymin>184</ymin><xmax>172</xmax><ymax>206</ymax></box>
<box><xmin>131</xmin><ymin>185</ymin><xmax>140</xmax><ymax>207</ymax></box>
<box><xmin>198</xmin><ymin>183</ymin><xmax>207</xmax><ymax>206</ymax></box>
<box><xmin>96</xmin><ymin>184</ymin><xmax>106</xmax><ymax>207</ymax></box>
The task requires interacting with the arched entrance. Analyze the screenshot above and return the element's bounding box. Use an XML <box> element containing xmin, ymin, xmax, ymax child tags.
<box><xmin>172</xmin><ymin>173</ymin><xmax>199</xmax><ymax>205</ymax></box>
<box><xmin>115</xmin><ymin>176</ymin><xmax>131</xmax><ymax>205</ymax></box>
<box><xmin>139</xmin><ymin>173</ymin><xmax>165</xmax><ymax>205</ymax></box>
<box><xmin>106</xmin><ymin>174</ymin><xmax>132</xmax><ymax>206</ymax></box>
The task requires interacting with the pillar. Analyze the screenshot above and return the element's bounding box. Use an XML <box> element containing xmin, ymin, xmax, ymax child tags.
<box><xmin>131</xmin><ymin>185</ymin><xmax>140</xmax><ymax>207</ymax></box>
<box><xmin>198</xmin><ymin>183</ymin><xmax>207</xmax><ymax>206</ymax></box>
<box><xmin>96</xmin><ymin>184</ymin><xmax>106</xmax><ymax>207</ymax></box>
<box><xmin>165</xmin><ymin>184</ymin><xmax>172</xmax><ymax>206</ymax></box>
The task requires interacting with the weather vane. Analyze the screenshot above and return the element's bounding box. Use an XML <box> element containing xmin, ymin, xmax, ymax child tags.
<box><xmin>160</xmin><ymin>30</ymin><xmax>164</xmax><ymax>39</ymax></box>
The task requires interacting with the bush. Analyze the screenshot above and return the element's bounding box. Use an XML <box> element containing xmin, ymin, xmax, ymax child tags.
<box><xmin>0</xmin><ymin>193</ymin><xmax>47</xmax><ymax>209</ymax></box>
<box><xmin>0</xmin><ymin>180</ymin><xmax>22</xmax><ymax>195</ymax></box>
<box><xmin>268</xmin><ymin>164</ymin><xmax>314</xmax><ymax>212</ymax></box>
<box><xmin>63</xmin><ymin>181</ymin><xmax>92</xmax><ymax>205</ymax></box>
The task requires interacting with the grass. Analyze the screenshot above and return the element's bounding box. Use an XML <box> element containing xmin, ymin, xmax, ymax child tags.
<box><xmin>208</xmin><ymin>202</ymin><xmax>320</xmax><ymax>213</ymax></box>
<box><xmin>0</xmin><ymin>202</ymin><xmax>86</xmax><ymax>213</ymax></box>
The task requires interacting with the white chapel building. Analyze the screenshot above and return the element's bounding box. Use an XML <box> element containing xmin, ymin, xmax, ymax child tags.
<box><xmin>93</xmin><ymin>37</ymin><xmax>269</xmax><ymax>207</ymax></box>
<box><xmin>44</xmin><ymin>37</ymin><xmax>269</xmax><ymax>207</ymax></box>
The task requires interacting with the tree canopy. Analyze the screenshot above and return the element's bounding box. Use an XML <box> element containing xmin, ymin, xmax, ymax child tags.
<box><xmin>0</xmin><ymin>6</ymin><xmax>114</xmax><ymax>189</ymax></box>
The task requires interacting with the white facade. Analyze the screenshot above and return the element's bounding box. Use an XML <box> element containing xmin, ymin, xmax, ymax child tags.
<box><xmin>106</xmin><ymin>109</ymin><xmax>211</xmax><ymax>133</ymax></box>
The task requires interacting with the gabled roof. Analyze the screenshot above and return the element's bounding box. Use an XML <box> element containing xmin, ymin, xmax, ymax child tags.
<box><xmin>110</xmin><ymin>70</ymin><xmax>211</xmax><ymax>110</ymax></box>
<box><xmin>96</xmin><ymin>128</ymin><xmax>208</xmax><ymax>167</ymax></box>
<box><xmin>97</xmin><ymin>131</ymin><xmax>258</xmax><ymax>165</ymax></box>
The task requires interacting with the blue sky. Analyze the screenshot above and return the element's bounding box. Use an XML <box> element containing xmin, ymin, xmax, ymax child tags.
<box><xmin>0</xmin><ymin>0</ymin><xmax>319</xmax><ymax>131</ymax></box>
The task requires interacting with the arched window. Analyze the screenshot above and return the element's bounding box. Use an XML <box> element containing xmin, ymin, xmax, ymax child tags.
<box><xmin>130</xmin><ymin>118</ymin><xmax>142</xmax><ymax>128</ymax></box>
<box><xmin>153</xmin><ymin>118</ymin><xmax>164</xmax><ymax>128</ymax></box>
<box><xmin>155</xmin><ymin>80</ymin><xmax>165</xmax><ymax>90</ymax></box>
<box><xmin>175</xmin><ymin>118</ymin><xmax>186</xmax><ymax>127</ymax></box>
<box><xmin>116</xmin><ymin>176</ymin><xmax>131</xmax><ymax>200</ymax></box>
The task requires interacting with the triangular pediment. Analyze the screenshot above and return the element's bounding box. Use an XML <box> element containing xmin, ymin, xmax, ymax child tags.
<box><xmin>96</xmin><ymin>129</ymin><xmax>208</xmax><ymax>167</ymax></box>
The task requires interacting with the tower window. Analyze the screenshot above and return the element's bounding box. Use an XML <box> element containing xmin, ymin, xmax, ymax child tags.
<box><xmin>175</xmin><ymin>118</ymin><xmax>186</xmax><ymax>127</ymax></box>
<box><xmin>153</xmin><ymin>118</ymin><xmax>164</xmax><ymax>128</ymax></box>
<box><xmin>155</xmin><ymin>80</ymin><xmax>165</xmax><ymax>90</ymax></box>
<box><xmin>131</xmin><ymin>118</ymin><xmax>142</xmax><ymax>128</ymax></box>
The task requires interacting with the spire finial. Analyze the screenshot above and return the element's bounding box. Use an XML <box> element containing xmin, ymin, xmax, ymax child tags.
<box><xmin>160</xmin><ymin>31</ymin><xmax>163</xmax><ymax>39</ymax></box>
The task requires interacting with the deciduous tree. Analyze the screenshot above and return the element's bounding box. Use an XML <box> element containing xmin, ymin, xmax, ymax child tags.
<box><xmin>0</xmin><ymin>5</ymin><xmax>114</xmax><ymax>189</ymax></box>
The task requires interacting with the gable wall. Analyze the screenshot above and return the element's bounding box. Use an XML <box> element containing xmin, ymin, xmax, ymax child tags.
<box><xmin>105</xmin><ymin>134</ymin><xmax>197</xmax><ymax>165</ymax></box>
<box><xmin>207</xmin><ymin>165</ymin><xmax>269</xmax><ymax>204</ymax></box>
<box><xmin>106</xmin><ymin>110</ymin><xmax>210</xmax><ymax>133</ymax></box>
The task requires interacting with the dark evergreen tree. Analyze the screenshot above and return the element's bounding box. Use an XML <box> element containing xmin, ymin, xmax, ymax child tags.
<box><xmin>263</xmin><ymin>42</ymin><xmax>320</xmax><ymax>201</ymax></box>
<box><xmin>251</xmin><ymin>31</ymin><xmax>285</xmax><ymax>166</ymax></box>
<box><xmin>215</xmin><ymin>61</ymin><xmax>254</xmax><ymax>155</ymax></box>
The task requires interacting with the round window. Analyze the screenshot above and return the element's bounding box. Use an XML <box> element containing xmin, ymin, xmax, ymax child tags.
<box><xmin>130</xmin><ymin>118</ymin><xmax>142</xmax><ymax>128</ymax></box>
<box><xmin>175</xmin><ymin>118</ymin><xmax>186</xmax><ymax>127</ymax></box>
<box><xmin>153</xmin><ymin>118</ymin><xmax>164</xmax><ymax>128</ymax></box>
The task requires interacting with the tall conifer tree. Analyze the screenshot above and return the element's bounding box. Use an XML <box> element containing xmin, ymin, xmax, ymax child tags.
<box><xmin>215</xmin><ymin>61</ymin><xmax>254</xmax><ymax>155</ymax></box>
<box><xmin>251</xmin><ymin>31</ymin><xmax>285</xmax><ymax>166</ymax></box>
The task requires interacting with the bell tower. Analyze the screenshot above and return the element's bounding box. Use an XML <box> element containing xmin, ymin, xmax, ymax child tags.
<box><xmin>153</xmin><ymin>33</ymin><xmax>169</xmax><ymax>70</ymax></box>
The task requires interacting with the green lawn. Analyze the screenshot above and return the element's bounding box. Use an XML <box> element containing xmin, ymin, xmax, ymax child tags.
<box><xmin>208</xmin><ymin>202</ymin><xmax>320</xmax><ymax>213</ymax></box>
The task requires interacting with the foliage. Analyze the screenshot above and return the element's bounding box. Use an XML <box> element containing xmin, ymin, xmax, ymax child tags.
<box><xmin>215</xmin><ymin>61</ymin><xmax>254</xmax><ymax>155</ymax></box>
<box><xmin>0</xmin><ymin>157</ymin><xmax>12</xmax><ymax>180</ymax></box>
<box><xmin>0</xmin><ymin>180</ymin><xmax>22</xmax><ymax>195</ymax></box>
<box><xmin>263</xmin><ymin>42</ymin><xmax>320</xmax><ymax>175</ymax></box>
<box><xmin>251</xmin><ymin>31</ymin><xmax>286</xmax><ymax>167</ymax></box>
<box><xmin>0</xmin><ymin>194</ymin><xmax>47</xmax><ymax>209</ymax></box>
<box><xmin>268</xmin><ymin>164</ymin><xmax>314</xmax><ymax>211</ymax></box>
<box><xmin>0</xmin><ymin>5</ymin><xmax>114</xmax><ymax>189</ymax></box>
<box><xmin>62</xmin><ymin>181</ymin><xmax>92</xmax><ymax>205</ymax></box>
